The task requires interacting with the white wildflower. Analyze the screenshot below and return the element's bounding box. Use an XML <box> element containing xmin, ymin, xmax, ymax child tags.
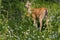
<box><xmin>42</xmin><ymin>35</ymin><xmax>44</xmax><ymax>38</ymax></box>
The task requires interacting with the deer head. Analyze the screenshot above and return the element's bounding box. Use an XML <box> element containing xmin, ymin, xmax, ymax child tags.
<box><xmin>25</xmin><ymin>1</ymin><xmax>31</xmax><ymax>16</ymax></box>
<box><xmin>25</xmin><ymin>1</ymin><xmax>31</xmax><ymax>9</ymax></box>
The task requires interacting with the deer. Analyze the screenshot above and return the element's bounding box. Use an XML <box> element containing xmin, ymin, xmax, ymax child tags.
<box><xmin>25</xmin><ymin>1</ymin><xmax>48</xmax><ymax>32</ymax></box>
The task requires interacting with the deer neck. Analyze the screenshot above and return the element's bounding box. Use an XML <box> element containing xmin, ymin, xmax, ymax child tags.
<box><xmin>28</xmin><ymin>7</ymin><xmax>31</xmax><ymax>14</ymax></box>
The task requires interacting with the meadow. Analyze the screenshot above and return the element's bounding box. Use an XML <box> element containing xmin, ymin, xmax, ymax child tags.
<box><xmin>0</xmin><ymin>0</ymin><xmax>60</xmax><ymax>40</ymax></box>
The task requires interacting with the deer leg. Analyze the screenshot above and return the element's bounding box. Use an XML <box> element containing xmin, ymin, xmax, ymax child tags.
<box><xmin>32</xmin><ymin>14</ymin><xmax>37</xmax><ymax>27</ymax></box>
<box><xmin>45</xmin><ymin>16</ymin><xmax>49</xmax><ymax>32</ymax></box>
<box><xmin>39</xmin><ymin>18</ymin><xmax>43</xmax><ymax>32</ymax></box>
<box><xmin>33</xmin><ymin>18</ymin><xmax>37</xmax><ymax>27</ymax></box>
<box><xmin>46</xmin><ymin>16</ymin><xmax>48</xmax><ymax>27</ymax></box>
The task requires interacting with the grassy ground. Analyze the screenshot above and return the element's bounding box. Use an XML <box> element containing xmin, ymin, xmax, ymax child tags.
<box><xmin>0</xmin><ymin>1</ymin><xmax>60</xmax><ymax>40</ymax></box>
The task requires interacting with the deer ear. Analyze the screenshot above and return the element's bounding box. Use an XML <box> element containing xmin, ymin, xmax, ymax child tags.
<box><xmin>25</xmin><ymin>1</ymin><xmax>28</xmax><ymax>7</ymax></box>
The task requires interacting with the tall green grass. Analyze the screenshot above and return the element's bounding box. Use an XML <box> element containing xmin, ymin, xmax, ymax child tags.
<box><xmin>0</xmin><ymin>0</ymin><xmax>60</xmax><ymax>40</ymax></box>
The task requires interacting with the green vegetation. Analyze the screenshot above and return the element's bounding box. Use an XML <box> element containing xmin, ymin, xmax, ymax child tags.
<box><xmin>0</xmin><ymin>0</ymin><xmax>60</xmax><ymax>40</ymax></box>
